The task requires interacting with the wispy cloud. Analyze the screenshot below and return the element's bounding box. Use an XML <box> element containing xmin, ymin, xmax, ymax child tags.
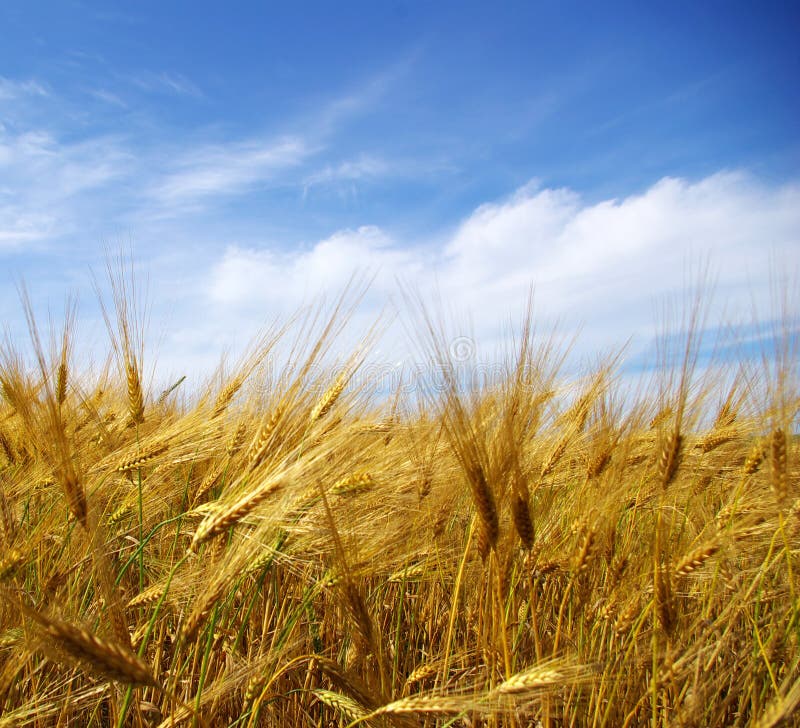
<box><xmin>302</xmin><ymin>155</ymin><xmax>389</xmax><ymax>199</ymax></box>
<box><xmin>0</xmin><ymin>65</ymin><xmax>413</xmax><ymax>244</ymax></box>
<box><xmin>125</xmin><ymin>70</ymin><xmax>202</xmax><ymax>98</ymax></box>
<box><xmin>86</xmin><ymin>88</ymin><xmax>128</xmax><ymax>108</ymax></box>
<box><xmin>0</xmin><ymin>123</ymin><xmax>133</xmax><ymax>249</ymax></box>
<box><xmin>311</xmin><ymin>54</ymin><xmax>416</xmax><ymax>134</ymax></box>
<box><xmin>0</xmin><ymin>76</ymin><xmax>48</xmax><ymax>101</ymax></box>
<box><xmin>146</xmin><ymin>136</ymin><xmax>314</xmax><ymax>212</ymax></box>
<box><xmin>0</xmin><ymin>209</ymin><xmax>57</xmax><ymax>245</ymax></box>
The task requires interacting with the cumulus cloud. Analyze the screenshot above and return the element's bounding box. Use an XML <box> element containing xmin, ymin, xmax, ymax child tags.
<box><xmin>440</xmin><ymin>173</ymin><xmax>798</xmax><ymax>330</ymax></box>
<box><xmin>212</xmin><ymin>225</ymin><xmax>422</xmax><ymax>309</ymax></box>
<box><xmin>201</xmin><ymin>171</ymin><xmax>799</xmax><ymax>367</ymax></box>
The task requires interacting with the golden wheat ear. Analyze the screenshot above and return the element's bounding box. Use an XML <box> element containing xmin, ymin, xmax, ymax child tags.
<box><xmin>21</xmin><ymin>605</ymin><xmax>158</xmax><ymax>687</ymax></box>
<box><xmin>125</xmin><ymin>359</ymin><xmax>145</xmax><ymax>424</ymax></box>
<box><xmin>769</xmin><ymin>426</ymin><xmax>788</xmax><ymax>506</ymax></box>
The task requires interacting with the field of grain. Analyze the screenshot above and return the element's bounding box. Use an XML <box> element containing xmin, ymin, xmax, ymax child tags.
<box><xmin>0</xmin><ymin>279</ymin><xmax>797</xmax><ymax>727</ymax></box>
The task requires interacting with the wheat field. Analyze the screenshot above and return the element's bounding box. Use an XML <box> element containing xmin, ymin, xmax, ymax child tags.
<box><xmin>0</xmin><ymin>276</ymin><xmax>798</xmax><ymax>727</ymax></box>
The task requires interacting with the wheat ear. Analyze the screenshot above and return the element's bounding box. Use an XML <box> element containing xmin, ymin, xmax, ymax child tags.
<box><xmin>59</xmin><ymin>465</ymin><xmax>88</xmax><ymax>528</ymax></box>
<box><xmin>466</xmin><ymin>463</ymin><xmax>498</xmax><ymax>551</ymax></box>
<box><xmin>493</xmin><ymin>665</ymin><xmax>564</xmax><ymax>694</ymax></box>
<box><xmin>331</xmin><ymin>472</ymin><xmax>374</xmax><ymax>495</ymax></box>
<box><xmin>370</xmin><ymin>694</ymin><xmax>466</xmax><ymax>716</ymax></box>
<box><xmin>0</xmin><ymin>547</ymin><xmax>25</xmax><ymax>580</ymax></box>
<box><xmin>190</xmin><ymin>479</ymin><xmax>283</xmax><ymax>551</ymax></box>
<box><xmin>213</xmin><ymin>375</ymin><xmax>244</xmax><ymax>416</ymax></box>
<box><xmin>658</xmin><ymin>429</ymin><xmax>682</xmax><ymax>489</ymax></box>
<box><xmin>674</xmin><ymin>540</ymin><xmax>719</xmax><ymax>577</ymax></box>
<box><xmin>116</xmin><ymin>441</ymin><xmax>169</xmax><ymax>472</ymax></box>
<box><xmin>26</xmin><ymin>609</ymin><xmax>157</xmax><ymax>686</ymax></box>
<box><xmin>743</xmin><ymin>439</ymin><xmax>766</xmax><ymax>476</ymax></box>
<box><xmin>697</xmin><ymin>427</ymin><xmax>737</xmax><ymax>453</ymax></box>
<box><xmin>511</xmin><ymin>490</ymin><xmax>535</xmax><ymax>550</ymax></box>
<box><xmin>310</xmin><ymin>372</ymin><xmax>347</xmax><ymax>423</ymax></box>
<box><xmin>127</xmin><ymin>581</ymin><xmax>170</xmax><ymax>609</ymax></box>
<box><xmin>756</xmin><ymin>674</ymin><xmax>800</xmax><ymax>728</ymax></box>
<box><xmin>226</xmin><ymin>420</ymin><xmax>247</xmax><ymax>455</ymax></box>
<box><xmin>247</xmin><ymin>403</ymin><xmax>286</xmax><ymax>467</ymax></box>
<box><xmin>770</xmin><ymin>427</ymin><xmax>788</xmax><ymax>505</ymax></box>
<box><xmin>55</xmin><ymin>360</ymin><xmax>68</xmax><ymax>407</ymax></box>
<box><xmin>654</xmin><ymin>565</ymin><xmax>675</xmax><ymax>635</ymax></box>
<box><xmin>313</xmin><ymin>689</ymin><xmax>368</xmax><ymax>722</ymax></box>
<box><xmin>541</xmin><ymin>433</ymin><xmax>569</xmax><ymax>479</ymax></box>
<box><xmin>126</xmin><ymin>360</ymin><xmax>144</xmax><ymax>425</ymax></box>
<box><xmin>180</xmin><ymin>577</ymin><xmax>229</xmax><ymax>644</ymax></box>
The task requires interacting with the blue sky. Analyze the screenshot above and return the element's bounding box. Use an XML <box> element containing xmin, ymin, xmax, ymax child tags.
<box><xmin>1</xmin><ymin>1</ymin><xmax>798</xmax><ymax>379</ymax></box>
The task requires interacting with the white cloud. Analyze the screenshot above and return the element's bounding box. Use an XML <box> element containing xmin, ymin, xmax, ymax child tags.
<box><xmin>0</xmin><ymin>126</ymin><xmax>132</xmax><ymax>249</ymax></box>
<box><xmin>198</xmin><ymin>172</ymin><xmax>799</xmax><ymax>369</ymax></box>
<box><xmin>0</xmin><ymin>76</ymin><xmax>48</xmax><ymax>101</ymax></box>
<box><xmin>302</xmin><ymin>156</ymin><xmax>389</xmax><ymax>196</ymax></box>
<box><xmin>125</xmin><ymin>71</ymin><xmax>202</xmax><ymax>98</ymax></box>
<box><xmin>87</xmin><ymin>88</ymin><xmax>127</xmax><ymax>108</ymax></box>
<box><xmin>211</xmin><ymin>225</ymin><xmax>421</xmax><ymax>309</ymax></box>
<box><xmin>147</xmin><ymin>137</ymin><xmax>313</xmax><ymax>211</ymax></box>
